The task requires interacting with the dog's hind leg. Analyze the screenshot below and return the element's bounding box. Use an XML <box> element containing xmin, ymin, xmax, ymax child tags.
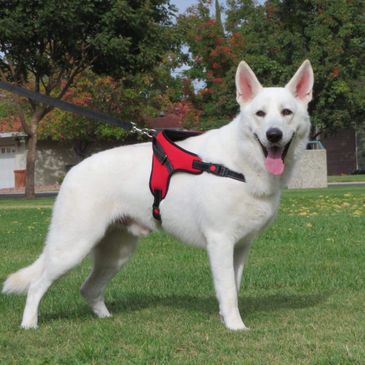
<box><xmin>20</xmin><ymin>237</ymin><xmax>101</xmax><ymax>329</ymax></box>
<box><xmin>80</xmin><ymin>226</ymin><xmax>138</xmax><ymax>318</ymax></box>
<box><xmin>20</xmin><ymin>220</ymin><xmax>109</xmax><ymax>329</ymax></box>
<box><xmin>21</xmin><ymin>244</ymin><xmax>94</xmax><ymax>329</ymax></box>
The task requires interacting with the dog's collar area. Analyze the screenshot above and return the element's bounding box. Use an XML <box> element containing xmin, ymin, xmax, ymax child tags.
<box><xmin>150</xmin><ymin>130</ymin><xmax>246</xmax><ymax>221</ymax></box>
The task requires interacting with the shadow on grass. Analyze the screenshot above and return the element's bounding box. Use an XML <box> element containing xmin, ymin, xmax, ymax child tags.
<box><xmin>42</xmin><ymin>291</ymin><xmax>330</xmax><ymax>323</ymax></box>
<box><xmin>241</xmin><ymin>292</ymin><xmax>330</xmax><ymax>315</ymax></box>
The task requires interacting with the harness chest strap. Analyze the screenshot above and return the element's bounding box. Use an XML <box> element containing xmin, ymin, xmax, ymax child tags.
<box><xmin>149</xmin><ymin>130</ymin><xmax>246</xmax><ymax>221</ymax></box>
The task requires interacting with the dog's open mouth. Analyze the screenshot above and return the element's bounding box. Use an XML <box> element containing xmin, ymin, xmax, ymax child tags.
<box><xmin>254</xmin><ymin>134</ymin><xmax>294</xmax><ymax>176</ymax></box>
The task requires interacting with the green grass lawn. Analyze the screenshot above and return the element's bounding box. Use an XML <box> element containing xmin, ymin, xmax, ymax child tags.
<box><xmin>0</xmin><ymin>197</ymin><xmax>54</xmax><ymax>208</ymax></box>
<box><xmin>0</xmin><ymin>187</ymin><xmax>364</xmax><ymax>364</ymax></box>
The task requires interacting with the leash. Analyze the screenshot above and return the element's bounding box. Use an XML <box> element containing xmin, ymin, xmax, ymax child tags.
<box><xmin>0</xmin><ymin>80</ymin><xmax>246</xmax><ymax>223</ymax></box>
<box><xmin>0</xmin><ymin>80</ymin><xmax>156</xmax><ymax>138</ymax></box>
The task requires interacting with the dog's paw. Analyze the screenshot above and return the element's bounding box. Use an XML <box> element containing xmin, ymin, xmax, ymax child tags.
<box><xmin>93</xmin><ymin>303</ymin><xmax>112</xmax><ymax>318</ymax></box>
<box><xmin>20</xmin><ymin>321</ymin><xmax>38</xmax><ymax>330</ymax></box>
<box><xmin>96</xmin><ymin>310</ymin><xmax>112</xmax><ymax>319</ymax></box>
<box><xmin>225</xmin><ymin>320</ymin><xmax>249</xmax><ymax>331</ymax></box>
<box><xmin>220</xmin><ymin>310</ymin><xmax>249</xmax><ymax>331</ymax></box>
<box><xmin>221</xmin><ymin>314</ymin><xmax>249</xmax><ymax>331</ymax></box>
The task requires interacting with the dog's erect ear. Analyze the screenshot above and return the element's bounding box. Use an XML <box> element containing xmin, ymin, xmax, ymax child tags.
<box><xmin>286</xmin><ymin>60</ymin><xmax>314</xmax><ymax>104</ymax></box>
<box><xmin>235</xmin><ymin>61</ymin><xmax>262</xmax><ymax>105</ymax></box>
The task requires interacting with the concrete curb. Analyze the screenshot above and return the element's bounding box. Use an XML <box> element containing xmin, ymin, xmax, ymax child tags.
<box><xmin>328</xmin><ymin>181</ymin><xmax>365</xmax><ymax>188</ymax></box>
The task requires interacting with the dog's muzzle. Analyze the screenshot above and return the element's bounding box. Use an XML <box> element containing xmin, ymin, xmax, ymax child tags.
<box><xmin>254</xmin><ymin>133</ymin><xmax>295</xmax><ymax>175</ymax></box>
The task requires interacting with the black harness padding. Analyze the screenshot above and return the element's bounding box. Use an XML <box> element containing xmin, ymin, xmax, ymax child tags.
<box><xmin>149</xmin><ymin>129</ymin><xmax>246</xmax><ymax>221</ymax></box>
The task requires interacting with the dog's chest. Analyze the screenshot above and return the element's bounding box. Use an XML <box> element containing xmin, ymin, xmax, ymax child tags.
<box><xmin>159</xmin><ymin>172</ymin><xmax>281</xmax><ymax>246</ymax></box>
<box><xmin>234</xmin><ymin>193</ymin><xmax>280</xmax><ymax>235</ymax></box>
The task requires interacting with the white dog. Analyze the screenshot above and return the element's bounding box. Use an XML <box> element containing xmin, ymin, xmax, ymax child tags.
<box><xmin>3</xmin><ymin>60</ymin><xmax>313</xmax><ymax>330</ymax></box>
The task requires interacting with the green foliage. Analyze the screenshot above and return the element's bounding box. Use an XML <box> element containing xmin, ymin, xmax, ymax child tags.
<box><xmin>0</xmin><ymin>0</ymin><xmax>180</xmax><ymax>138</ymax></box>
<box><xmin>39</xmin><ymin>59</ymin><xmax>185</xmax><ymax>142</ymax></box>
<box><xmin>0</xmin><ymin>96</ymin><xmax>15</xmax><ymax>119</ymax></box>
<box><xmin>0</xmin><ymin>0</ymin><xmax>177</xmax><ymax>82</ymax></box>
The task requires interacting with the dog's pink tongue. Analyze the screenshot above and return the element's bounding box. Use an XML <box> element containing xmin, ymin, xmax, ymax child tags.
<box><xmin>265</xmin><ymin>149</ymin><xmax>284</xmax><ymax>176</ymax></box>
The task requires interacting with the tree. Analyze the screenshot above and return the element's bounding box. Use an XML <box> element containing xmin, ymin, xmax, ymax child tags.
<box><xmin>38</xmin><ymin>57</ymin><xmax>185</xmax><ymax>156</ymax></box>
<box><xmin>181</xmin><ymin>0</ymin><xmax>365</xmax><ymax>135</ymax></box>
<box><xmin>0</xmin><ymin>0</ymin><xmax>177</xmax><ymax>197</ymax></box>
<box><xmin>227</xmin><ymin>0</ymin><xmax>365</xmax><ymax>135</ymax></box>
<box><xmin>178</xmin><ymin>0</ymin><xmax>243</xmax><ymax>128</ymax></box>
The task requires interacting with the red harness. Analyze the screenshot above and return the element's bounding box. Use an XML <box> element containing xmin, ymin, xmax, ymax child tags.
<box><xmin>149</xmin><ymin>130</ymin><xmax>246</xmax><ymax>221</ymax></box>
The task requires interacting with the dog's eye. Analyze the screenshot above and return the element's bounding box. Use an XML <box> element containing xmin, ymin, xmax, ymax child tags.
<box><xmin>282</xmin><ymin>108</ymin><xmax>293</xmax><ymax>116</ymax></box>
<box><xmin>256</xmin><ymin>110</ymin><xmax>266</xmax><ymax>117</ymax></box>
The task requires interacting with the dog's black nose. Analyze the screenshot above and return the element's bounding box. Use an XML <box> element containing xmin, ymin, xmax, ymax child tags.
<box><xmin>266</xmin><ymin>128</ymin><xmax>283</xmax><ymax>143</ymax></box>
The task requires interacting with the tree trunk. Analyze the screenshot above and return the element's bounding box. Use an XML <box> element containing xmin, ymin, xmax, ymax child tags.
<box><xmin>25</xmin><ymin>131</ymin><xmax>38</xmax><ymax>199</ymax></box>
<box><xmin>24</xmin><ymin>111</ymin><xmax>44</xmax><ymax>199</ymax></box>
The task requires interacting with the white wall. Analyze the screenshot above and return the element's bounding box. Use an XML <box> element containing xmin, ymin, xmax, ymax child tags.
<box><xmin>0</xmin><ymin>136</ymin><xmax>23</xmax><ymax>188</ymax></box>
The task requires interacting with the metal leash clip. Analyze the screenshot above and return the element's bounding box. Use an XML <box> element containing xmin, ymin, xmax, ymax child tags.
<box><xmin>130</xmin><ymin>122</ymin><xmax>156</xmax><ymax>138</ymax></box>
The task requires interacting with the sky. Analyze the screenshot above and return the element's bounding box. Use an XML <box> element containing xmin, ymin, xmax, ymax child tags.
<box><xmin>171</xmin><ymin>0</ymin><xmax>227</xmax><ymax>14</ymax></box>
<box><xmin>171</xmin><ymin>0</ymin><xmax>200</xmax><ymax>13</ymax></box>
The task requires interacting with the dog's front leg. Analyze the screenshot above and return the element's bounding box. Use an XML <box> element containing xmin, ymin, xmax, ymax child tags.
<box><xmin>207</xmin><ymin>236</ymin><xmax>248</xmax><ymax>331</ymax></box>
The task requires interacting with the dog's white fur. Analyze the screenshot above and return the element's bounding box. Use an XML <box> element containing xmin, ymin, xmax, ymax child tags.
<box><xmin>3</xmin><ymin>60</ymin><xmax>313</xmax><ymax>330</ymax></box>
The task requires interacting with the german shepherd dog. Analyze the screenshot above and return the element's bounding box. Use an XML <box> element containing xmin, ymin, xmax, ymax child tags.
<box><xmin>3</xmin><ymin>60</ymin><xmax>313</xmax><ymax>330</ymax></box>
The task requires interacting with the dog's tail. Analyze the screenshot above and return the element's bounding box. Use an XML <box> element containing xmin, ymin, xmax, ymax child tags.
<box><xmin>2</xmin><ymin>254</ymin><xmax>45</xmax><ymax>295</ymax></box>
